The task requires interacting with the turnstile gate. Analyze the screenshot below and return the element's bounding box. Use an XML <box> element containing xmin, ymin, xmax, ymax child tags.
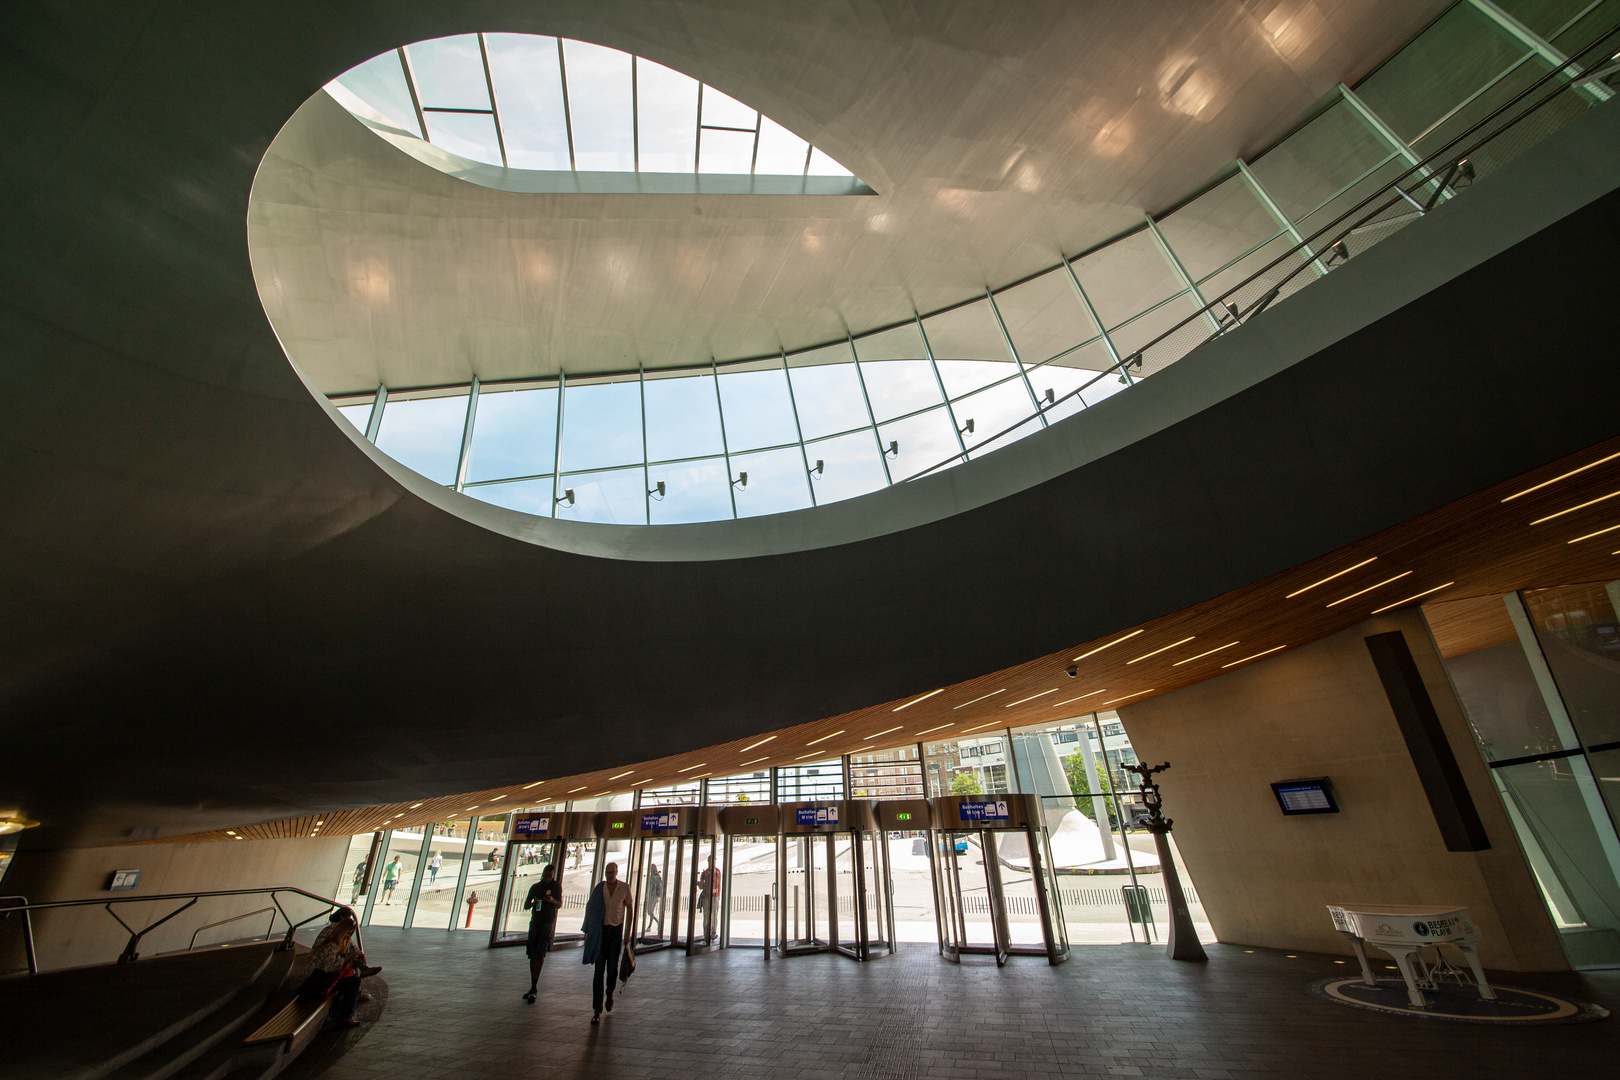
<box><xmin>777</xmin><ymin>800</ymin><xmax>895</xmax><ymax>961</ymax></box>
<box><xmin>930</xmin><ymin>794</ymin><xmax>1069</xmax><ymax>965</ymax></box>
<box><xmin>490</xmin><ymin>811</ymin><xmax>598</xmax><ymax>950</ymax></box>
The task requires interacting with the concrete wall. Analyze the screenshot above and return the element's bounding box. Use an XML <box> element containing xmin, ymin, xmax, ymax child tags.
<box><xmin>1118</xmin><ymin>609</ymin><xmax>1566</xmax><ymax>971</ymax></box>
<box><xmin>1</xmin><ymin>836</ymin><xmax>349</xmax><ymax>973</ymax></box>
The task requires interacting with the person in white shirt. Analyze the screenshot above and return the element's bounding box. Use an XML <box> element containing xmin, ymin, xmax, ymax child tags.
<box><xmin>428</xmin><ymin>850</ymin><xmax>442</xmax><ymax>885</ymax></box>
<box><xmin>581</xmin><ymin>862</ymin><xmax>634</xmax><ymax>1023</ymax></box>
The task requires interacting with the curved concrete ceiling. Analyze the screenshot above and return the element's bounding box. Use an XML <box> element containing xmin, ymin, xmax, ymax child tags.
<box><xmin>8</xmin><ymin>1</ymin><xmax>1619</xmax><ymax>854</ymax></box>
<box><xmin>247</xmin><ymin>0</ymin><xmax>1449</xmax><ymax>395</ymax></box>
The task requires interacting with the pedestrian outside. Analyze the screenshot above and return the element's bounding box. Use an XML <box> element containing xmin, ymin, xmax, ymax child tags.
<box><xmin>428</xmin><ymin>850</ymin><xmax>442</xmax><ymax>885</ymax></box>
<box><xmin>380</xmin><ymin>855</ymin><xmax>402</xmax><ymax>905</ymax></box>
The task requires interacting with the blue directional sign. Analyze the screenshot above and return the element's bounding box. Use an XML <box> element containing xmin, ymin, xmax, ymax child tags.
<box><xmin>641</xmin><ymin>812</ymin><xmax>678</xmax><ymax>831</ymax></box>
<box><xmin>957</xmin><ymin>800</ymin><xmax>1010</xmax><ymax>822</ymax></box>
<box><xmin>513</xmin><ymin>816</ymin><xmax>551</xmax><ymax>835</ymax></box>
<box><xmin>796</xmin><ymin>805</ymin><xmax>839</xmax><ymax>827</ymax></box>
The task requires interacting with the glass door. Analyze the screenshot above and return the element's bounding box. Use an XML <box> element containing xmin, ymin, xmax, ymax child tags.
<box><xmin>930</xmin><ymin>829</ymin><xmax>961</xmax><ymax>962</ymax></box>
<box><xmin>555</xmin><ymin>839</ymin><xmax>599</xmax><ymax>943</ymax></box>
<box><xmin>842</xmin><ymin>829</ymin><xmax>895</xmax><ymax>960</ymax></box>
<box><xmin>721</xmin><ymin>832</ymin><xmax>775</xmax><ymax>947</ymax></box>
<box><xmin>686</xmin><ymin>835</ymin><xmax>723</xmax><ymax>954</ymax></box>
<box><xmin>633</xmin><ymin>837</ymin><xmax>682</xmax><ymax>951</ymax></box>
<box><xmin>493</xmin><ymin>838</ymin><xmax>564</xmax><ymax>944</ymax></box>
<box><xmin>777</xmin><ymin>833</ymin><xmax>836</xmax><ymax>954</ymax></box>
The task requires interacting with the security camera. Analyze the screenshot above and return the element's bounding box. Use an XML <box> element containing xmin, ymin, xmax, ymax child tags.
<box><xmin>1065</xmin><ymin>664</ymin><xmax>1077</xmax><ymax>678</ymax></box>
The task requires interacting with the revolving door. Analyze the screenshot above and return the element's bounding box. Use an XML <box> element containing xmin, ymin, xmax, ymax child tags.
<box><xmin>716</xmin><ymin>804</ymin><xmax>780</xmax><ymax>948</ymax></box>
<box><xmin>603</xmin><ymin>806</ymin><xmax>723</xmax><ymax>956</ymax></box>
<box><xmin>777</xmin><ymin>800</ymin><xmax>895</xmax><ymax>961</ymax></box>
<box><xmin>932</xmin><ymin>794</ymin><xmax>1069</xmax><ymax>966</ymax></box>
<box><xmin>490</xmin><ymin>811</ymin><xmax>596</xmax><ymax>950</ymax></box>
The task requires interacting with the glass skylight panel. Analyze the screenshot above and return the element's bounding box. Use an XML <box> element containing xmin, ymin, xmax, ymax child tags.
<box><xmin>807</xmin><ymin>147</ymin><xmax>853</xmax><ymax>177</ymax></box>
<box><xmin>787</xmin><ymin>345</ymin><xmax>870</xmax><ymax>440</ymax></box>
<box><xmin>558</xmin><ymin>379</ymin><xmax>643</xmax><ymax>471</ymax></box>
<box><xmin>923</xmin><ymin>300</ymin><xmax>1017</xmax><ymax>398</ymax></box>
<box><xmin>648</xmin><ymin>457</ymin><xmax>732</xmax><ymax>525</ymax></box>
<box><xmin>954</xmin><ymin>379</ymin><xmax>1040</xmax><ymax>453</ymax></box>
<box><xmin>336</xmin><ymin>403</ymin><xmax>372</xmax><ymax>432</ymax></box>
<box><xmin>854</xmin><ymin>324</ymin><xmax>941</xmax><ymax>422</ymax></box>
<box><xmin>878</xmin><ymin>408</ymin><xmax>961</xmax><ymax>481</ymax></box>
<box><xmin>730</xmin><ymin>447</ymin><xmax>813</xmax><ymax>517</ymax></box>
<box><xmin>994</xmin><ymin>271</ymin><xmax>1097</xmax><ymax>366</ymax></box>
<box><xmin>717</xmin><ymin>367</ymin><xmax>799</xmax><ymax>451</ymax></box>
<box><xmin>699</xmin><ymin>86</ymin><xmax>758</xmax><ymax>130</ymax></box>
<box><xmin>698</xmin><ymin>127</ymin><xmax>756</xmax><ymax>174</ymax></box>
<box><xmin>563</xmin><ymin>40</ymin><xmax>634</xmax><ymax>171</ymax></box>
<box><xmin>636</xmin><ymin>58</ymin><xmax>698</xmax><ymax>172</ymax></box>
<box><xmin>423</xmin><ymin>111</ymin><xmax>503</xmax><ymax>165</ymax></box>
<box><xmin>560</xmin><ymin>467</ymin><xmax>647</xmax><ymax>525</ymax></box>
<box><xmin>804</xmin><ymin>430</ymin><xmax>888</xmax><ymax>505</ymax></box>
<box><xmin>332</xmin><ymin>52</ymin><xmax>421</xmax><ymax>137</ymax></box>
<box><xmin>465</xmin><ymin>386</ymin><xmax>557</xmax><ymax>482</ymax></box>
<box><xmin>753</xmin><ymin>117</ymin><xmax>810</xmax><ymax>174</ymax></box>
<box><xmin>406</xmin><ymin>36</ymin><xmax>492</xmax><ymax>111</ymax></box>
<box><xmin>485</xmin><ymin>34</ymin><xmax>571</xmax><ymax>170</ymax></box>
<box><xmin>465</xmin><ymin>477</ymin><xmax>557</xmax><ymax>516</ymax></box>
<box><xmin>374</xmin><ymin>395</ymin><xmax>469</xmax><ymax>486</ymax></box>
<box><xmin>643</xmin><ymin>372</ymin><xmax>724</xmax><ymax>462</ymax></box>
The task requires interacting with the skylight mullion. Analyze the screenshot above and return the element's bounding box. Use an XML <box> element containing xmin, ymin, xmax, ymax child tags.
<box><xmin>693</xmin><ymin>83</ymin><xmax>704</xmax><ymax>174</ymax></box>
<box><xmin>557</xmin><ymin>37</ymin><xmax>576</xmax><ymax>171</ymax></box>
<box><xmin>477</xmin><ymin>34</ymin><xmax>508</xmax><ymax>168</ymax></box>
<box><xmin>750</xmin><ymin>112</ymin><xmax>762</xmax><ymax>175</ymax></box>
<box><xmin>397</xmin><ymin>47</ymin><xmax>429</xmax><ymax>147</ymax></box>
<box><xmin>632</xmin><ymin>56</ymin><xmax>640</xmax><ymax>173</ymax></box>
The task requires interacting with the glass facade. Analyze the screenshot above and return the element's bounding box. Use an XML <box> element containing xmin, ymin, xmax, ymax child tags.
<box><xmin>332</xmin><ymin>7</ymin><xmax>1620</xmax><ymax>526</ymax></box>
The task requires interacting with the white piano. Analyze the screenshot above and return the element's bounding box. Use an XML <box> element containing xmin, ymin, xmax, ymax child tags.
<box><xmin>1327</xmin><ymin>904</ymin><xmax>1496</xmax><ymax>1008</ymax></box>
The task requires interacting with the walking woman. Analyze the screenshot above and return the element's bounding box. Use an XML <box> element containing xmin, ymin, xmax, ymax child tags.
<box><xmin>521</xmin><ymin>863</ymin><xmax>562</xmax><ymax>1003</ymax></box>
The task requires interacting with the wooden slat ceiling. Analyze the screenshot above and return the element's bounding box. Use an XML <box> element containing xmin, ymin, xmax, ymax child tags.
<box><xmin>158</xmin><ymin>437</ymin><xmax>1620</xmax><ymax>845</ymax></box>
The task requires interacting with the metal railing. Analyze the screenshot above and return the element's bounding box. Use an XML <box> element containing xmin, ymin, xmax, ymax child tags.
<box><xmin>188</xmin><ymin>906</ymin><xmax>279</xmax><ymax>952</ymax></box>
<box><xmin>0</xmin><ymin>887</ymin><xmax>355</xmax><ymax>976</ymax></box>
<box><xmin>909</xmin><ymin>21</ymin><xmax>1620</xmax><ymax>482</ymax></box>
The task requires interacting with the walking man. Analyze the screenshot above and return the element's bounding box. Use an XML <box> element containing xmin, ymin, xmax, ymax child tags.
<box><xmin>582</xmin><ymin>861</ymin><xmax>633</xmax><ymax>1024</ymax></box>
<box><xmin>380</xmin><ymin>855</ymin><xmax>402</xmax><ymax>905</ymax></box>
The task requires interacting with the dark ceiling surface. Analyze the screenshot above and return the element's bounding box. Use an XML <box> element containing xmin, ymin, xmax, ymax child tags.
<box><xmin>3</xmin><ymin>2</ymin><xmax>1618</xmax><ymax>851</ymax></box>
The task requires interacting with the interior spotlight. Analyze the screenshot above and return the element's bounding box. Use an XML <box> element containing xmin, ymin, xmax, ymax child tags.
<box><xmin>1042</xmin><ymin>388</ymin><xmax>1055</xmax><ymax>406</ymax></box>
<box><xmin>732</xmin><ymin>472</ymin><xmax>748</xmax><ymax>489</ymax></box>
<box><xmin>810</xmin><ymin>459</ymin><xmax>824</xmax><ymax>478</ymax></box>
<box><xmin>1327</xmin><ymin>240</ymin><xmax>1350</xmax><ymax>265</ymax></box>
<box><xmin>884</xmin><ymin>440</ymin><xmax>899</xmax><ymax>458</ymax></box>
<box><xmin>647</xmin><ymin>480</ymin><xmax>666</xmax><ymax>501</ymax></box>
<box><xmin>1065</xmin><ymin>665</ymin><xmax>1078</xmax><ymax>678</ymax></box>
<box><xmin>556</xmin><ymin>488</ymin><xmax>575</xmax><ymax>507</ymax></box>
<box><xmin>959</xmin><ymin>418</ymin><xmax>975</xmax><ymax>436</ymax></box>
<box><xmin>1451</xmin><ymin>157</ymin><xmax>1475</xmax><ymax>189</ymax></box>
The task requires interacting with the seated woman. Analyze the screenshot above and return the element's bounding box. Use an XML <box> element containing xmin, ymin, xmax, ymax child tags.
<box><xmin>304</xmin><ymin>907</ymin><xmax>382</xmax><ymax>1028</ymax></box>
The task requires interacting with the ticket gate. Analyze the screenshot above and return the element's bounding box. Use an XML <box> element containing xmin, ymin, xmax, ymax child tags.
<box><xmin>716</xmin><ymin>804</ymin><xmax>781</xmax><ymax>948</ymax></box>
<box><xmin>931</xmin><ymin>794</ymin><xmax>1068</xmax><ymax>965</ymax></box>
<box><xmin>601</xmin><ymin>806</ymin><xmax>723</xmax><ymax>956</ymax></box>
<box><xmin>777</xmin><ymin>800</ymin><xmax>895</xmax><ymax>961</ymax></box>
<box><xmin>490</xmin><ymin>811</ymin><xmax>598</xmax><ymax>949</ymax></box>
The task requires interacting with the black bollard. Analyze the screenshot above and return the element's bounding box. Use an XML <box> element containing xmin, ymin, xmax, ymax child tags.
<box><xmin>1123</xmin><ymin>762</ymin><xmax>1207</xmax><ymax>962</ymax></box>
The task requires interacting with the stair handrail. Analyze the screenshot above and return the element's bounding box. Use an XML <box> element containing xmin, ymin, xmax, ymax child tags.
<box><xmin>0</xmin><ymin>886</ymin><xmax>360</xmax><ymax>975</ymax></box>
<box><xmin>188</xmin><ymin>906</ymin><xmax>279</xmax><ymax>951</ymax></box>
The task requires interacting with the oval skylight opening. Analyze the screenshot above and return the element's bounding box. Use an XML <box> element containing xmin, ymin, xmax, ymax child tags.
<box><xmin>327</xmin><ymin>34</ymin><xmax>872</xmax><ymax>195</ymax></box>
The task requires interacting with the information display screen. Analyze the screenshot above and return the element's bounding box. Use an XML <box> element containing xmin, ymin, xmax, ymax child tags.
<box><xmin>1271</xmin><ymin>778</ymin><xmax>1339</xmax><ymax>815</ymax></box>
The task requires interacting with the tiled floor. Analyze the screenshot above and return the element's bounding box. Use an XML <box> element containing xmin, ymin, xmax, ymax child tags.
<box><xmin>320</xmin><ymin>928</ymin><xmax>1619</xmax><ymax>1079</ymax></box>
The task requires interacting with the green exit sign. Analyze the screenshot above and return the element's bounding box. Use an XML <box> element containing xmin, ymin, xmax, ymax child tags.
<box><xmin>610</xmin><ymin>822</ymin><xmax>625</xmax><ymax>830</ymax></box>
<box><xmin>745</xmin><ymin>817</ymin><xmax>760</xmax><ymax>825</ymax></box>
<box><xmin>896</xmin><ymin>813</ymin><xmax>912</xmax><ymax>821</ymax></box>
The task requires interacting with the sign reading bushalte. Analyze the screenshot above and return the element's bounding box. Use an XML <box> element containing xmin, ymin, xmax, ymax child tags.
<box><xmin>797</xmin><ymin>805</ymin><xmax>839</xmax><ymax>826</ymax></box>
<box><xmin>513</xmin><ymin>817</ymin><xmax>551</xmax><ymax>835</ymax></box>
<box><xmin>642</xmin><ymin>812</ymin><xmax>678</xmax><ymax>831</ymax></box>
<box><xmin>957</xmin><ymin>800</ymin><xmax>1010</xmax><ymax>822</ymax></box>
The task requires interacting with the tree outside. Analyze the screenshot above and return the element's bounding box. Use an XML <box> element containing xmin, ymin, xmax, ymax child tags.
<box><xmin>1065</xmin><ymin>754</ymin><xmax>1117</xmax><ymax>825</ymax></box>
<box><xmin>948</xmin><ymin>772</ymin><xmax>982</xmax><ymax>796</ymax></box>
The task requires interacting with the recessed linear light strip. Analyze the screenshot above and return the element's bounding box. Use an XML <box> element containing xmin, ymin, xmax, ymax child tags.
<box><xmin>794</xmin><ymin>752</ymin><xmax>828</xmax><ymax>760</ymax></box>
<box><xmin>1171</xmin><ymin>641</ymin><xmax>1240</xmax><ymax>666</ymax></box>
<box><xmin>608</xmin><ymin>770</ymin><xmax>635</xmax><ymax>780</ymax></box>
<box><xmin>1370</xmin><ymin>581</ymin><xmax>1455</xmax><ymax>614</ymax></box>
<box><xmin>677</xmin><ymin>762</ymin><xmax>707</xmax><ymax>772</ymax></box>
<box><xmin>737</xmin><ymin>756</ymin><xmax>770</xmax><ymax>767</ymax></box>
<box><xmin>1053</xmin><ymin>689</ymin><xmax>1106</xmax><ymax>707</ymax></box>
<box><xmin>805</xmin><ymin>729</ymin><xmax>845</xmax><ymax>745</ymax></box>
<box><xmin>1126</xmin><ymin>636</ymin><xmax>1195</xmax><ymax>664</ymax></box>
<box><xmin>892</xmin><ymin>688</ymin><xmax>944</xmax><ymax>711</ymax></box>
<box><xmin>1530</xmin><ymin>489</ymin><xmax>1620</xmax><ymax>525</ymax></box>
<box><xmin>954</xmin><ymin>689</ymin><xmax>1005</xmax><ymax>709</ymax></box>
<box><xmin>863</xmin><ymin>725</ymin><xmax>904</xmax><ymax>740</ymax></box>
<box><xmin>1073</xmin><ymin>629</ymin><xmax>1144</xmax><ymax>662</ymax></box>
<box><xmin>1221</xmin><ymin>645</ymin><xmax>1285</xmax><ymax>668</ymax></box>
<box><xmin>740</xmin><ymin>735</ymin><xmax>777</xmax><ymax>752</ymax></box>
<box><xmin>1284</xmin><ymin>557</ymin><xmax>1378</xmax><ymax>598</ymax></box>
<box><xmin>1099</xmin><ymin>689</ymin><xmax>1154</xmax><ymax>706</ymax></box>
<box><xmin>914</xmin><ymin>723</ymin><xmax>956</xmax><ymax>736</ymax></box>
<box><xmin>960</xmin><ymin>720</ymin><xmax>1006</xmax><ymax>734</ymax></box>
<box><xmin>1325</xmin><ymin>571</ymin><xmax>1411</xmax><ymax>607</ymax></box>
<box><xmin>1004</xmin><ymin>688</ymin><xmax>1058</xmax><ymax>707</ymax></box>
<box><xmin>567</xmin><ymin>786</ymin><xmax>587</xmax><ymax>793</ymax></box>
<box><xmin>1568</xmin><ymin>523</ymin><xmax>1620</xmax><ymax>544</ymax></box>
<box><xmin>1503</xmin><ymin>451</ymin><xmax>1620</xmax><ymax>502</ymax></box>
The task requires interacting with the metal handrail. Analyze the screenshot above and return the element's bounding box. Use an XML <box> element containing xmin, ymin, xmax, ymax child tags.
<box><xmin>187</xmin><ymin>906</ymin><xmax>279</xmax><ymax>951</ymax></box>
<box><xmin>0</xmin><ymin>886</ymin><xmax>358</xmax><ymax>975</ymax></box>
<box><xmin>907</xmin><ymin>20</ymin><xmax>1620</xmax><ymax>481</ymax></box>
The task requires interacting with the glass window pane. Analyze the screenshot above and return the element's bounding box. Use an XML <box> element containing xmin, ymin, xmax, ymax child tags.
<box><xmin>336</xmin><ymin>403</ymin><xmax>372</xmax><ymax>433</ymax></box>
<box><xmin>731</xmin><ymin>446</ymin><xmax>813</xmax><ymax>518</ymax></box>
<box><xmin>1497</xmin><ymin>0</ymin><xmax>1599</xmax><ymax>37</ymax></box>
<box><xmin>564</xmin><ymin>40</ymin><xmax>634</xmax><ymax>171</ymax></box>
<box><xmin>463</xmin><ymin>815</ymin><xmax>510</xmax><ymax>931</ymax></box>
<box><xmin>954</xmin><ymin>378</ymin><xmax>1042</xmax><ymax>455</ymax></box>
<box><xmin>466</xmin><ymin>386</ymin><xmax>557</xmax><ymax>482</ymax></box>
<box><xmin>1550</xmin><ymin>0</ymin><xmax>1620</xmax><ymax>54</ymax></box>
<box><xmin>1156</xmin><ymin>175</ymin><xmax>1285</xmax><ymax>285</ymax></box>
<box><xmin>1028</xmin><ymin>343</ymin><xmax>1125</xmax><ymax>422</ymax></box>
<box><xmin>879</xmin><ymin>407</ymin><xmax>961</xmax><ymax>481</ymax></box>
<box><xmin>718</xmin><ymin>365</ymin><xmax>799</xmax><ymax>451</ymax></box>
<box><xmin>754</xmin><ymin>116</ymin><xmax>809</xmax><ymax>174</ymax></box>
<box><xmin>649</xmin><ymin>456</ymin><xmax>733</xmax><ymax>524</ymax></box>
<box><xmin>406</xmin><ymin>35</ymin><xmax>491</xmax><ymax>110</ymax></box>
<box><xmin>922</xmin><ymin>300</ymin><xmax>1015</xmax><ymax>398</ymax></box>
<box><xmin>367</xmin><ymin>828</ymin><xmax>422</xmax><ymax>926</ymax></box>
<box><xmin>559</xmin><ymin>377</ymin><xmax>642</xmax><ymax>471</ymax></box>
<box><xmin>855</xmin><ymin>323</ymin><xmax>942</xmax><ymax>422</ymax></box>
<box><xmin>807</xmin><ymin>147</ymin><xmax>852</xmax><ymax>176</ymax></box>
<box><xmin>423</xmin><ymin>111</ymin><xmax>503</xmax><ymax>165</ymax></box>
<box><xmin>1524</xmin><ymin>583</ymin><xmax>1620</xmax><ymax>748</ymax></box>
<box><xmin>1070</xmin><ymin>230</ymin><xmax>1185</xmax><ymax>331</ymax></box>
<box><xmin>699</xmin><ymin>86</ymin><xmax>757</xmax><ymax>130</ymax></box>
<box><xmin>486</xmin><ymin>34</ymin><xmax>571</xmax><ymax>171</ymax></box>
<box><xmin>464</xmin><ymin>477</ymin><xmax>556</xmax><ymax>517</ymax></box>
<box><xmin>1110</xmin><ymin>294</ymin><xmax>1207</xmax><ymax>377</ymax></box>
<box><xmin>993</xmin><ymin>270</ymin><xmax>1099</xmax><ymax>367</ymax></box>
<box><xmin>408</xmin><ymin>823</ymin><xmax>460</xmax><ymax>929</ymax></box>
<box><xmin>805</xmin><ymin>430</ymin><xmax>888</xmax><ymax>504</ymax></box>
<box><xmin>331</xmin><ymin>52</ymin><xmax>422</xmax><ymax>137</ymax></box>
<box><xmin>557</xmin><ymin>467</ymin><xmax>646</xmax><ymax>525</ymax></box>
<box><xmin>1247</xmin><ymin>101</ymin><xmax>1395</xmax><ymax>223</ymax></box>
<box><xmin>374</xmin><ymin>394</ymin><xmax>467</xmax><ymax>485</ymax></box>
<box><xmin>699</xmin><ymin>127</ymin><xmax>756</xmax><ymax>173</ymax></box>
<box><xmin>636</xmin><ymin>58</ymin><xmax>698</xmax><ymax>172</ymax></box>
<box><xmin>788</xmin><ymin>344</ymin><xmax>869</xmax><ymax>440</ymax></box>
<box><xmin>644</xmin><ymin>372</ymin><xmax>724</xmax><ymax>462</ymax></box>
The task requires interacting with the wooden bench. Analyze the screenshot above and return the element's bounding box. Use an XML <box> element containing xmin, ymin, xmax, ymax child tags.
<box><xmin>242</xmin><ymin>994</ymin><xmax>333</xmax><ymax>1045</ymax></box>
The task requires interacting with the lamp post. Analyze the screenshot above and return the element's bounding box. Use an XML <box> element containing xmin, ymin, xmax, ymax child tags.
<box><xmin>1123</xmin><ymin>762</ymin><xmax>1206</xmax><ymax>962</ymax></box>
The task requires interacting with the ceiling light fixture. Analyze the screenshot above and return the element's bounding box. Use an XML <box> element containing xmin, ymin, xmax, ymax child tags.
<box><xmin>409</xmin><ymin>803</ymin><xmax>423</xmax><ymax>809</ymax></box>
<box><xmin>864</xmin><ymin>725</ymin><xmax>904</xmax><ymax>739</ymax></box>
<box><xmin>795</xmin><ymin>752</ymin><xmax>828</xmax><ymax>760</ymax></box>
<box><xmin>677</xmin><ymin>763</ymin><xmax>707</xmax><ymax>772</ymax></box>
<box><xmin>914</xmin><ymin>723</ymin><xmax>956</xmax><ymax>736</ymax></box>
<box><xmin>960</xmin><ymin>721</ymin><xmax>1006</xmax><ymax>733</ymax></box>
<box><xmin>805</xmin><ymin>730</ymin><xmax>845</xmax><ymax>745</ymax></box>
<box><xmin>954</xmin><ymin>689</ymin><xmax>1005</xmax><ymax>709</ymax></box>
<box><xmin>1502</xmin><ymin>451</ymin><xmax>1620</xmax><ymax>501</ymax></box>
<box><xmin>1284</xmin><ymin>557</ymin><xmax>1378</xmax><ymax>598</ymax></box>
<box><xmin>609</xmin><ymin>770</ymin><xmax>635</xmax><ymax>780</ymax></box>
<box><xmin>1568</xmin><ymin>523</ymin><xmax>1620</xmax><ymax>544</ymax></box>
<box><xmin>1531</xmin><ymin>490</ymin><xmax>1620</xmax><ymax>524</ymax></box>
<box><xmin>740</xmin><ymin>736</ymin><xmax>777</xmax><ymax>752</ymax></box>
<box><xmin>1325</xmin><ymin>571</ymin><xmax>1411</xmax><ymax>607</ymax></box>
<box><xmin>1171</xmin><ymin>641</ymin><xmax>1240</xmax><ymax>665</ymax></box>
<box><xmin>489</xmin><ymin>795</ymin><xmax>505</xmax><ymax>801</ymax></box>
<box><xmin>737</xmin><ymin>757</ymin><xmax>770</xmax><ymax>767</ymax></box>
<box><xmin>851</xmin><ymin>745</ymin><xmax>876</xmax><ymax>753</ymax></box>
<box><xmin>1052</xmin><ymin>690</ymin><xmax>1106</xmax><ymax>707</ymax></box>
<box><xmin>522</xmin><ymin>781</ymin><xmax>544</xmax><ymax>789</ymax></box>
<box><xmin>592</xmin><ymin>791</ymin><xmax>610</xmax><ymax>797</ymax></box>
<box><xmin>567</xmin><ymin>786</ymin><xmax>587</xmax><ymax>793</ymax></box>
<box><xmin>1099</xmin><ymin>689</ymin><xmax>1156</xmax><ymax>706</ymax></box>
<box><xmin>1370</xmin><ymin>581</ymin><xmax>1455</xmax><ymax>614</ymax></box>
<box><xmin>893</xmin><ymin>688</ymin><xmax>944</xmax><ymax>711</ymax></box>
<box><xmin>1004</xmin><ymin>688</ymin><xmax>1058</xmax><ymax>707</ymax></box>
<box><xmin>1221</xmin><ymin>646</ymin><xmax>1285</xmax><ymax>668</ymax></box>
<box><xmin>1073</xmin><ymin>629</ymin><xmax>1144</xmax><ymax>662</ymax></box>
<box><xmin>1126</xmin><ymin>636</ymin><xmax>1195</xmax><ymax>664</ymax></box>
